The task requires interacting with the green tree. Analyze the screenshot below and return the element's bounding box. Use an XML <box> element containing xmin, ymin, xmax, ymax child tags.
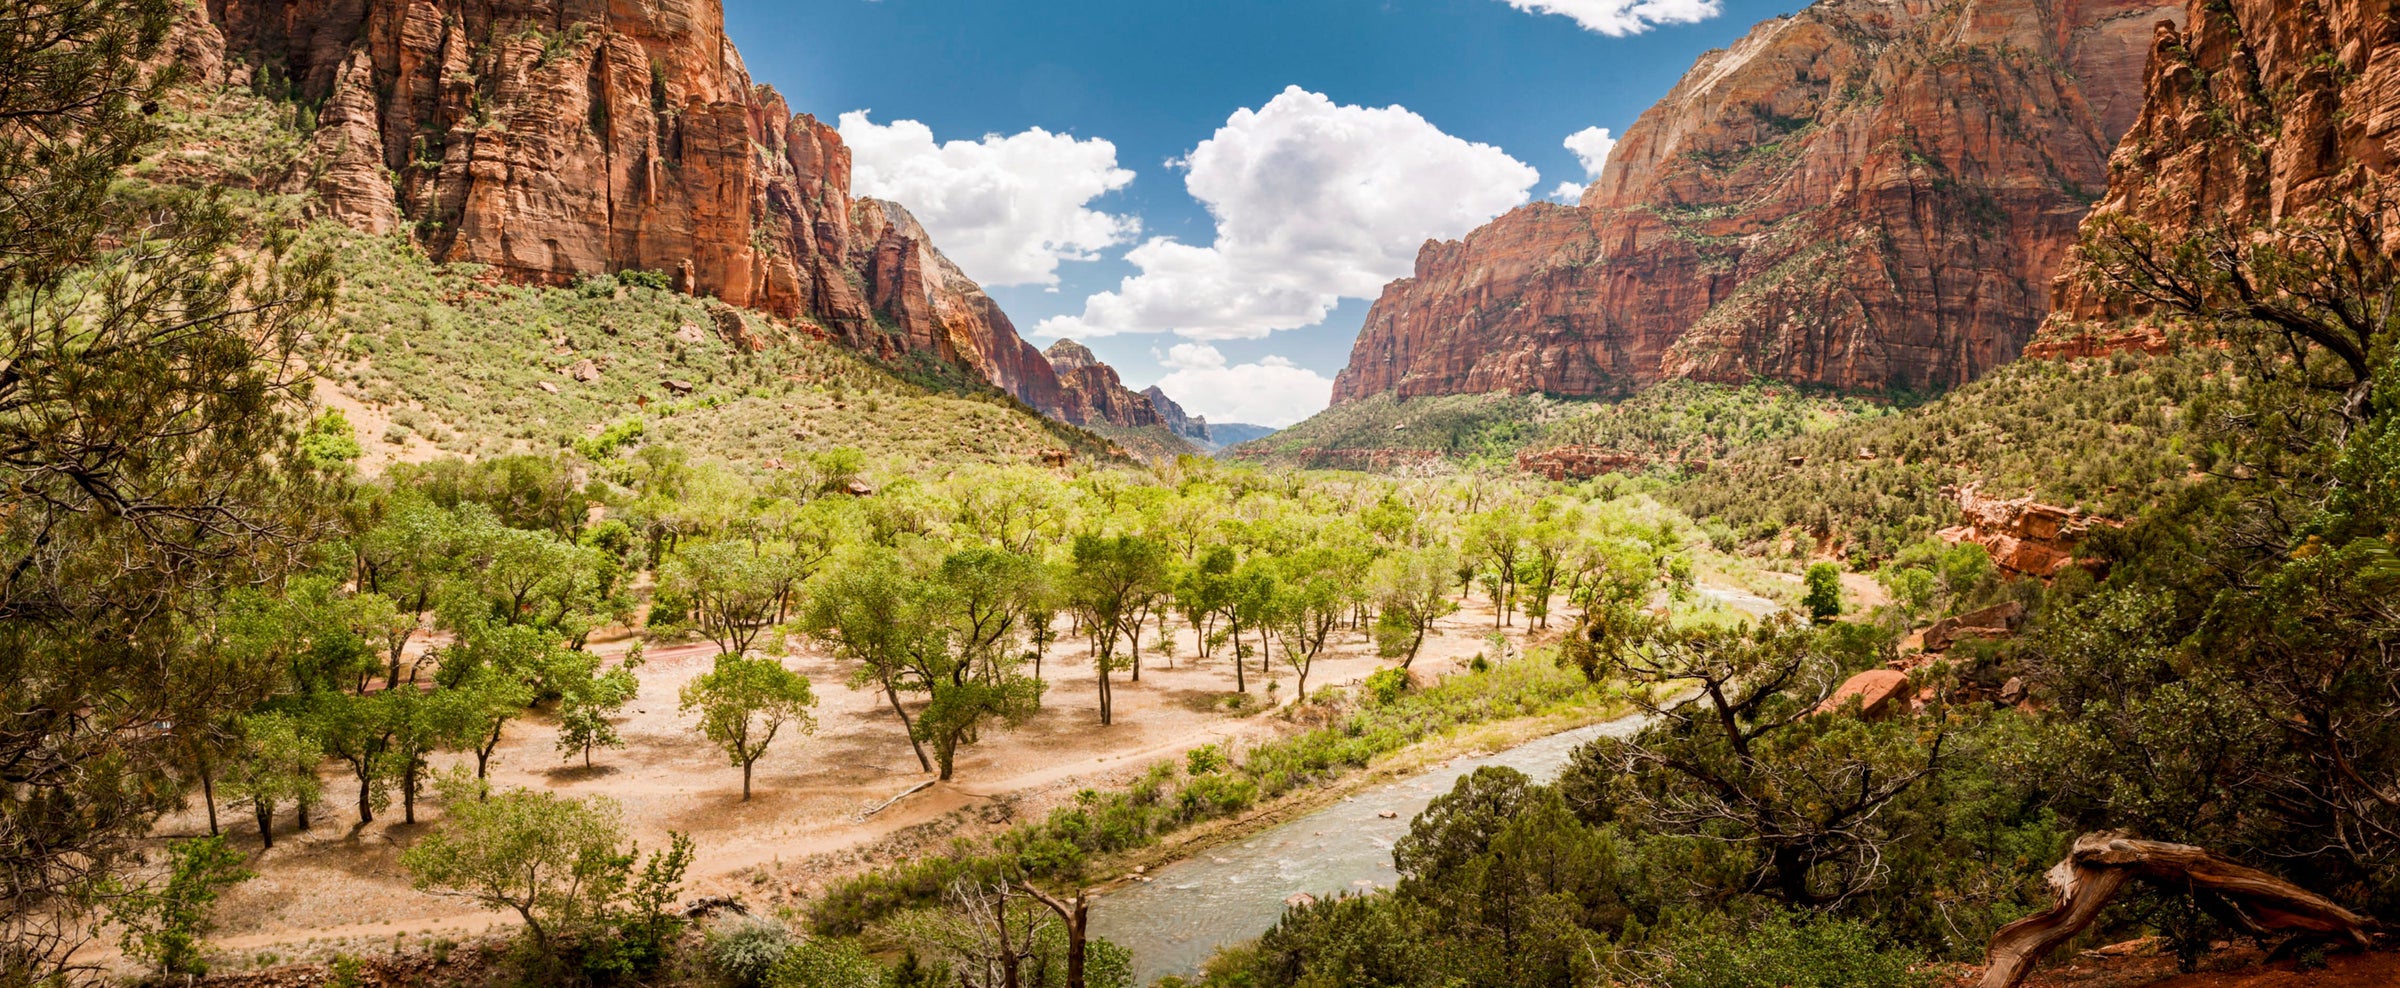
<box><xmin>1370</xmin><ymin>545</ymin><xmax>1458</xmax><ymax>668</ymax></box>
<box><xmin>1267</xmin><ymin>546</ymin><xmax>1353</xmax><ymax>699</ymax></box>
<box><xmin>1803</xmin><ymin>562</ymin><xmax>1843</xmax><ymax>622</ymax></box>
<box><xmin>1064</xmin><ymin>535</ymin><xmax>1171</xmax><ymax>725</ymax></box>
<box><xmin>680</xmin><ymin>654</ymin><xmax>818</xmax><ymax>799</ymax></box>
<box><xmin>306</xmin><ymin>690</ymin><xmax>397</xmax><ymax>825</ymax></box>
<box><xmin>400</xmin><ymin>784</ymin><xmax>684</xmax><ymax>956</ymax></box>
<box><xmin>558</xmin><ymin>659</ymin><xmax>640</xmax><ymax>769</ymax></box>
<box><xmin>663</xmin><ymin>539</ymin><xmax>788</xmax><ymax>657</ymax></box>
<box><xmin>221</xmin><ymin>712</ymin><xmax>322</xmax><ymax>850</ymax></box>
<box><xmin>106</xmin><ymin>836</ymin><xmax>252</xmax><ymax>977</ymax></box>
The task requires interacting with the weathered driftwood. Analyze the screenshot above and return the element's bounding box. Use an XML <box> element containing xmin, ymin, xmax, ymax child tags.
<box><xmin>1978</xmin><ymin>831</ymin><xmax>2377</xmax><ymax>988</ymax></box>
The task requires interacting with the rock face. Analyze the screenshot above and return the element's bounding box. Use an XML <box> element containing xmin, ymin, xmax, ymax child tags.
<box><xmin>1045</xmin><ymin>340</ymin><xmax>1160</xmax><ymax>430</ymax></box>
<box><xmin>1142</xmin><ymin>387</ymin><xmax>1212</xmax><ymax>444</ymax></box>
<box><xmin>1938</xmin><ymin>484</ymin><xmax>2113</xmax><ymax>577</ymax></box>
<box><xmin>1515</xmin><ymin>446</ymin><xmax>1649</xmax><ymax>481</ymax></box>
<box><xmin>1332</xmin><ymin>0</ymin><xmax>2178</xmax><ymax>404</ymax></box>
<box><xmin>2040</xmin><ymin>0</ymin><xmax>2400</xmax><ymax>332</ymax></box>
<box><xmin>175</xmin><ymin>0</ymin><xmax>1156</xmax><ymax>428</ymax></box>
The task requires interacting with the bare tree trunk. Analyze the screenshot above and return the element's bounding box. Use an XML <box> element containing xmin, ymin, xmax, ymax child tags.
<box><xmin>1978</xmin><ymin>832</ymin><xmax>2377</xmax><ymax>988</ymax></box>
<box><xmin>254</xmin><ymin>800</ymin><xmax>275</xmax><ymax>851</ymax></box>
<box><xmin>1018</xmin><ymin>884</ymin><xmax>1090</xmax><ymax>988</ymax></box>
<box><xmin>197</xmin><ymin>753</ymin><xmax>218</xmax><ymax>836</ymax></box>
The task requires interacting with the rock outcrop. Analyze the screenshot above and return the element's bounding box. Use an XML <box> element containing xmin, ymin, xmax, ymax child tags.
<box><xmin>2039</xmin><ymin>0</ymin><xmax>2400</xmax><ymax>332</ymax></box>
<box><xmin>1938</xmin><ymin>484</ymin><xmax>2114</xmax><ymax>577</ymax></box>
<box><xmin>1332</xmin><ymin>0</ymin><xmax>2178</xmax><ymax>404</ymax></box>
<box><xmin>175</xmin><ymin>0</ymin><xmax>1158</xmax><ymax>428</ymax></box>
<box><xmin>1045</xmin><ymin>340</ymin><xmax>1160</xmax><ymax>430</ymax></box>
<box><xmin>1515</xmin><ymin>446</ymin><xmax>1649</xmax><ymax>481</ymax></box>
<box><xmin>1143</xmin><ymin>386</ymin><xmax>1212</xmax><ymax>444</ymax></box>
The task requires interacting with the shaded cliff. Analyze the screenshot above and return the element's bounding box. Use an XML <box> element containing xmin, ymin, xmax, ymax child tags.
<box><xmin>2039</xmin><ymin>0</ymin><xmax>2400</xmax><ymax>337</ymax></box>
<box><xmin>1045</xmin><ymin>340</ymin><xmax>1161</xmax><ymax>430</ymax></box>
<box><xmin>173</xmin><ymin>0</ymin><xmax>1152</xmax><ymax>427</ymax></box>
<box><xmin>1142</xmin><ymin>386</ymin><xmax>1211</xmax><ymax>444</ymax></box>
<box><xmin>1332</xmin><ymin>0</ymin><xmax>2177</xmax><ymax>403</ymax></box>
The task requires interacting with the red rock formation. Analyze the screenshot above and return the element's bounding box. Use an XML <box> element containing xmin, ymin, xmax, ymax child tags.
<box><xmin>1938</xmin><ymin>484</ymin><xmax>2115</xmax><ymax>577</ymax></box>
<box><xmin>1142</xmin><ymin>386</ymin><xmax>1211</xmax><ymax>444</ymax></box>
<box><xmin>1044</xmin><ymin>340</ymin><xmax>1160</xmax><ymax>429</ymax></box>
<box><xmin>175</xmin><ymin>0</ymin><xmax>1159</xmax><ymax>428</ymax></box>
<box><xmin>1333</xmin><ymin>0</ymin><xmax>2178</xmax><ymax>404</ymax></box>
<box><xmin>1515</xmin><ymin>446</ymin><xmax>1648</xmax><ymax>481</ymax></box>
<box><xmin>2039</xmin><ymin>0</ymin><xmax>2400</xmax><ymax>329</ymax></box>
<box><xmin>2020</xmin><ymin>323</ymin><xmax>2175</xmax><ymax>359</ymax></box>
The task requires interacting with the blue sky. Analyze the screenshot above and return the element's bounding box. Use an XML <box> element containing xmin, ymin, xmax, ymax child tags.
<box><xmin>724</xmin><ymin>0</ymin><xmax>1808</xmax><ymax>425</ymax></box>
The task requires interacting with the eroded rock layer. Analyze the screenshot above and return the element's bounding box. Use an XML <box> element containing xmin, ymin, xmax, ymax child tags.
<box><xmin>1332</xmin><ymin>0</ymin><xmax>2177</xmax><ymax>404</ymax></box>
<box><xmin>2040</xmin><ymin>0</ymin><xmax>2400</xmax><ymax>332</ymax></box>
<box><xmin>174</xmin><ymin>0</ymin><xmax>1156</xmax><ymax>427</ymax></box>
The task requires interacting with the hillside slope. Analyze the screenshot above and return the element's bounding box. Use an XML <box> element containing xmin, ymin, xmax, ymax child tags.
<box><xmin>169</xmin><ymin>0</ymin><xmax>1165</xmax><ymax>432</ymax></box>
<box><xmin>1331</xmin><ymin>0</ymin><xmax>2176</xmax><ymax>403</ymax></box>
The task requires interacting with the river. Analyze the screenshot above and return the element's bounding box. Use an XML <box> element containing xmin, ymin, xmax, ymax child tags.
<box><xmin>1088</xmin><ymin>711</ymin><xmax>1650</xmax><ymax>984</ymax></box>
<box><xmin>1091</xmin><ymin>583</ymin><xmax>1779</xmax><ymax>984</ymax></box>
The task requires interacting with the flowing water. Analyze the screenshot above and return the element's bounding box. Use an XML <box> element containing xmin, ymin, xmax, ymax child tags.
<box><xmin>1089</xmin><ymin>711</ymin><xmax>1650</xmax><ymax>984</ymax></box>
<box><xmin>1091</xmin><ymin>585</ymin><xmax>1779</xmax><ymax>984</ymax></box>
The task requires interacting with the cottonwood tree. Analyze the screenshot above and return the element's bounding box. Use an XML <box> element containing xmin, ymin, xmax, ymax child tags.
<box><xmin>680</xmin><ymin>654</ymin><xmax>817</xmax><ymax>800</ymax></box>
<box><xmin>400</xmin><ymin>784</ymin><xmax>690</xmax><ymax>959</ymax></box>
<box><xmin>556</xmin><ymin>660</ymin><xmax>640</xmax><ymax>769</ymax></box>
<box><xmin>306</xmin><ymin>690</ymin><xmax>397</xmax><ymax>825</ymax></box>
<box><xmin>664</xmin><ymin>539</ymin><xmax>789</xmax><ymax>657</ymax></box>
<box><xmin>808</xmin><ymin>548</ymin><xmax>945</xmax><ymax>773</ymax></box>
<box><xmin>221</xmin><ymin>713</ymin><xmax>322</xmax><ymax>850</ymax></box>
<box><xmin>1371</xmin><ymin>544</ymin><xmax>1458</xmax><ymax>668</ymax></box>
<box><xmin>1267</xmin><ymin>547</ymin><xmax>1353</xmax><ymax>699</ymax></box>
<box><xmin>1064</xmin><ymin>535</ymin><xmax>1171</xmax><ymax>725</ymax></box>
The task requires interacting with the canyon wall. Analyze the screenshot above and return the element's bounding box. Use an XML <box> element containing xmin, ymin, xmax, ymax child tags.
<box><xmin>174</xmin><ymin>0</ymin><xmax>1157</xmax><ymax>426</ymax></box>
<box><xmin>1142</xmin><ymin>386</ymin><xmax>1212</xmax><ymax>445</ymax></box>
<box><xmin>2039</xmin><ymin>0</ymin><xmax>2400</xmax><ymax>333</ymax></box>
<box><xmin>1332</xmin><ymin>0</ymin><xmax>2178</xmax><ymax>404</ymax></box>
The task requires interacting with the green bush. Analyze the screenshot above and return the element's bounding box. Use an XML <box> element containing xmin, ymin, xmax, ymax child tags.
<box><xmin>1647</xmin><ymin>909</ymin><xmax>1932</xmax><ymax>988</ymax></box>
<box><xmin>706</xmin><ymin>915</ymin><xmax>796</xmax><ymax>987</ymax></box>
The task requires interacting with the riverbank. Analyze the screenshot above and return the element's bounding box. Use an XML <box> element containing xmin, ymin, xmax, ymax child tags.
<box><xmin>1081</xmin><ymin>689</ymin><xmax>1633</xmax><ymax>897</ymax></box>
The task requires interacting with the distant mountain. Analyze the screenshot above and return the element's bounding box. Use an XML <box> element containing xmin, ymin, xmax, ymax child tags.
<box><xmin>1205</xmin><ymin>423</ymin><xmax>1279</xmax><ymax>448</ymax></box>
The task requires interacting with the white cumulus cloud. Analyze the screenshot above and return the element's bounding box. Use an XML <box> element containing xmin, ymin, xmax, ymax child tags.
<box><xmin>1499</xmin><ymin>0</ymin><xmax>1722</xmax><ymax>36</ymax></box>
<box><xmin>1039</xmin><ymin>86</ymin><xmax>1539</xmax><ymax>342</ymax></box>
<box><xmin>1151</xmin><ymin>345</ymin><xmax>1333</xmax><ymax>428</ymax></box>
<box><xmin>837</xmin><ymin>112</ymin><xmax>1138</xmax><ymax>288</ymax></box>
<box><xmin>1551</xmin><ymin>125</ymin><xmax>1620</xmax><ymax>201</ymax></box>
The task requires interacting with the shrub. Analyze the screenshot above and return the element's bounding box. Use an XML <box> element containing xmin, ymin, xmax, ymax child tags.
<box><xmin>765</xmin><ymin>937</ymin><xmax>886</xmax><ymax>988</ymax></box>
<box><xmin>1364</xmin><ymin>666</ymin><xmax>1410</xmax><ymax>706</ymax></box>
<box><xmin>1647</xmin><ymin>909</ymin><xmax>1932</xmax><ymax>988</ymax></box>
<box><xmin>706</xmin><ymin>915</ymin><xmax>796</xmax><ymax>987</ymax></box>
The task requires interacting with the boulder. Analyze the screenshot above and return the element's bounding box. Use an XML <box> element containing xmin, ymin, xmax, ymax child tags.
<box><xmin>1926</xmin><ymin>600</ymin><xmax>2028</xmax><ymax>652</ymax></box>
<box><xmin>1816</xmin><ymin>669</ymin><xmax>1911</xmax><ymax>719</ymax></box>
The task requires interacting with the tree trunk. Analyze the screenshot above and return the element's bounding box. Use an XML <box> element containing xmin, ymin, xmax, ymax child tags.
<box><xmin>741</xmin><ymin>757</ymin><xmax>753</xmax><ymax>800</ymax></box>
<box><xmin>402</xmin><ymin>759</ymin><xmax>419</xmax><ymax>824</ymax></box>
<box><xmin>254</xmin><ymin>800</ymin><xmax>275</xmax><ymax>851</ymax></box>
<box><xmin>296</xmin><ymin>800</ymin><xmax>311</xmax><ymax>830</ymax></box>
<box><xmin>198</xmin><ymin>753</ymin><xmax>219</xmax><ymax>836</ymax></box>
<box><xmin>885</xmin><ymin>679</ymin><xmax>933</xmax><ymax>772</ymax></box>
<box><xmin>1978</xmin><ymin>832</ymin><xmax>2377</xmax><ymax>988</ymax></box>
<box><xmin>1232</xmin><ymin>624</ymin><xmax>1246</xmax><ymax>693</ymax></box>
<box><xmin>356</xmin><ymin>774</ymin><xmax>374</xmax><ymax>825</ymax></box>
<box><xmin>1019</xmin><ymin>884</ymin><xmax>1089</xmax><ymax>988</ymax></box>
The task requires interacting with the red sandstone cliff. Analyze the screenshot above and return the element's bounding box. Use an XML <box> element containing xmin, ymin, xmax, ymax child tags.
<box><xmin>1044</xmin><ymin>340</ymin><xmax>1160</xmax><ymax>430</ymax></box>
<box><xmin>173</xmin><ymin>0</ymin><xmax>1151</xmax><ymax>427</ymax></box>
<box><xmin>1332</xmin><ymin>0</ymin><xmax>2177</xmax><ymax>404</ymax></box>
<box><xmin>2039</xmin><ymin>0</ymin><xmax>2400</xmax><ymax>337</ymax></box>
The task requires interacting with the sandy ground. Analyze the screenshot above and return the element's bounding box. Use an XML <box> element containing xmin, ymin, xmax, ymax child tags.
<box><xmin>164</xmin><ymin>593</ymin><xmax>1565</xmax><ymax>965</ymax></box>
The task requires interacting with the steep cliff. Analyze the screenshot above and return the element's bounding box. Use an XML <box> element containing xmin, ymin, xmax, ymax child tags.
<box><xmin>173</xmin><ymin>0</ymin><xmax>1153</xmax><ymax>427</ymax></box>
<box><xmin>1142</xmin><ymin>386</ymin><xmax>1212</xmax><ymax>444</ymax></box>
<box><xmin>1045</xmin><ymin>340</ymin><xmax>1161</xmax><ymax>430</ymax></box>
<box><xmin>1332</xmin><ymin>0</ymin><xmax>2177</xmax><ymax>404</ymax></box>
<box><xmin>2039</xmin><ymin>0</ymin><xmax>2400</xmax><ymax>336</ymax></box>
